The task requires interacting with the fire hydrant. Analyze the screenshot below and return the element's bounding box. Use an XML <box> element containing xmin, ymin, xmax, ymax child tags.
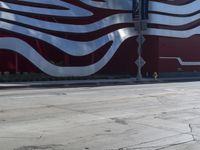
<box><xmin>153</xmin><ymin>72</ymin><xmax>158</xmax><ymax>80</ymax></box>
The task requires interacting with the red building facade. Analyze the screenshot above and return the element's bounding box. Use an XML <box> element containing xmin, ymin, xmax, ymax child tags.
<box><xmin>0</xmin><ymin>0</ymin><xmax>199</xmax><ymax>77</ymax></box>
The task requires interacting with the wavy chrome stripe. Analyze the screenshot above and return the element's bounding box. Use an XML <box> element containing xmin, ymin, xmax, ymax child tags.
<box><xmin>0</xmin><ymin>12</ymin><xmax>133</xmax><ymax>33</ymax></box>
<box><xmin>160</xmin><ymin>57</ymin><xmax>200</xmax><ymax>66</ymax></box>
<box><xmin>18</xmin><ymin>0</ymin><xmax>76</xmax><ymax>6</ymax></box>
<box><xmin>80</xmin><ymin>0</ymin><xmax>132</xmax><ymax>11</ymax></box>
<box><xmin>149</xmin><ymin>13</ymin><xmax>200</xmax><ymax>26</ymax></box>
<box><xmin>1</xmin><ymin>18</ymin><xmax>200</xmax><ymax>58</ymax></box>
<box><xmin>0</xmin><ymin>21</ymin><xmax>137</xmax><ymax>56</ymax></box>
<box><xmin>145</xmin><ymin>26</ymin><xmax>200</xmax><ymax>38</ymax></box>
<box><xmin>81</xmin><ymin>0</ymin><xmax>200</xmax><ymax>15</ymax></box>
<box><xmin>1</xmin><ymin>10</ymin><xmax>200</xmax><ymax>34</ymax></box>
<box><xmin>150</xmin><ymin>1</ymin><xmax>200</xmax><ymax>15</ymax></box>
<box><xmin>159</xmin><ymin>0</ymin><xmax>196</xmax><ymax>6</ymax></box>
<box><xmin>0</xmin><ymin>1</ymin><xmax>92</xmax><ymax>17</ymax></box>
<box><xmin>2</xmin><ymin>16</ymin><xmax>200</xmax><ymax>42</ymax></box>
<box><xmin>0</xmin><ymin>29</ymin><xmax>134</xmax><ymax>76</ymax></box>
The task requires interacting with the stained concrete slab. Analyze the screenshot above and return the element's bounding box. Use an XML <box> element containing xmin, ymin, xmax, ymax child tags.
<box><xmin>1</xmin><ymin>82</ymin><xmax>200</xmax><ymax>149</ymax></box>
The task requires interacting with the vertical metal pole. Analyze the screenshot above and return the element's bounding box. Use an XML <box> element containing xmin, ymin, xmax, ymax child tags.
<box><xmin>133</xmin><ymin>0</ymin><xmax>147</xmax><ymax>81</ymax></box>
<box><xmin>136</xmin><ymin>0</ymin><xmax>143</xmax><ymax>81</ymax></box>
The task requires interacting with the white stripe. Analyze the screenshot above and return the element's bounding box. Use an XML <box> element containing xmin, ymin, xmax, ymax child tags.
<box><xmin>0</xmin><ymin>29</ymin><xmax>134</xmax><ymax>77</ymax></box>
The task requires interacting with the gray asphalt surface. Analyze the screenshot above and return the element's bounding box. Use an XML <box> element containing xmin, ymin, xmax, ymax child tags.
<box><xmin>1</xmin><ymin>81</ymin><xmax>200</xmax><ymax>150</ymax></box>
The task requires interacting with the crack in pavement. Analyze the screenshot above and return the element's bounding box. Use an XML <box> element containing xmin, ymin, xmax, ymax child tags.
<box><xmin>14</xmin><ymin>144</ymin><xmax>64</xmax><ymax>150</ymax></box>
<box><xmin>134</xmin><ymin>122</ymin><xmax>197</xmax><ymax>138</ymax></box>
<box><xmin>108</xmin><ymin>140</ymin><xmax>194</xmax><ymax>150</ymax></box>
<box><xmin>189</xmin><ymin>124</ymin><xmax>196</xmax><ymax>141</ymax></box>
<box><xmin>155</xmin><ymin>140</ymin><xmax>194</xmax><ymax>150</ymax></box>
<box><xmin>0</xmin><ymin>136</ymin><xmax>43</xmax><ymax>139</ymax></box>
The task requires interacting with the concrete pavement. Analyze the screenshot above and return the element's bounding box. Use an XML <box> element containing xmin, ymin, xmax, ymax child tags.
<box><xmin>1</xmin><ymin>82</ymin><xmax>200</xmax><ymax>149</ymax></box>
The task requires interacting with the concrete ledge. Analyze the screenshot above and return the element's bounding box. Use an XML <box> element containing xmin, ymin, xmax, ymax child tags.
<box><xmin>1</xmin><ymin>76</ymin><xmax>200</xmax><ymax>89</ymax></box>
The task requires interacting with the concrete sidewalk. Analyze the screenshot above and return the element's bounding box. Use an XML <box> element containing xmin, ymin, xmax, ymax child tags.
<box><xmin>1</xmin><ymin>76</ymin><xmax>200</xmax><ymax>89</ymax></box>
<box><xmin>0</xmin><ymin>78</ymin><xmax>136</xmax><ymax>89</ymax></box>
<box><xmin>2</xmin><ymin>80</ymin><xmax>200</xmax><ymax>150</ymax></box>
